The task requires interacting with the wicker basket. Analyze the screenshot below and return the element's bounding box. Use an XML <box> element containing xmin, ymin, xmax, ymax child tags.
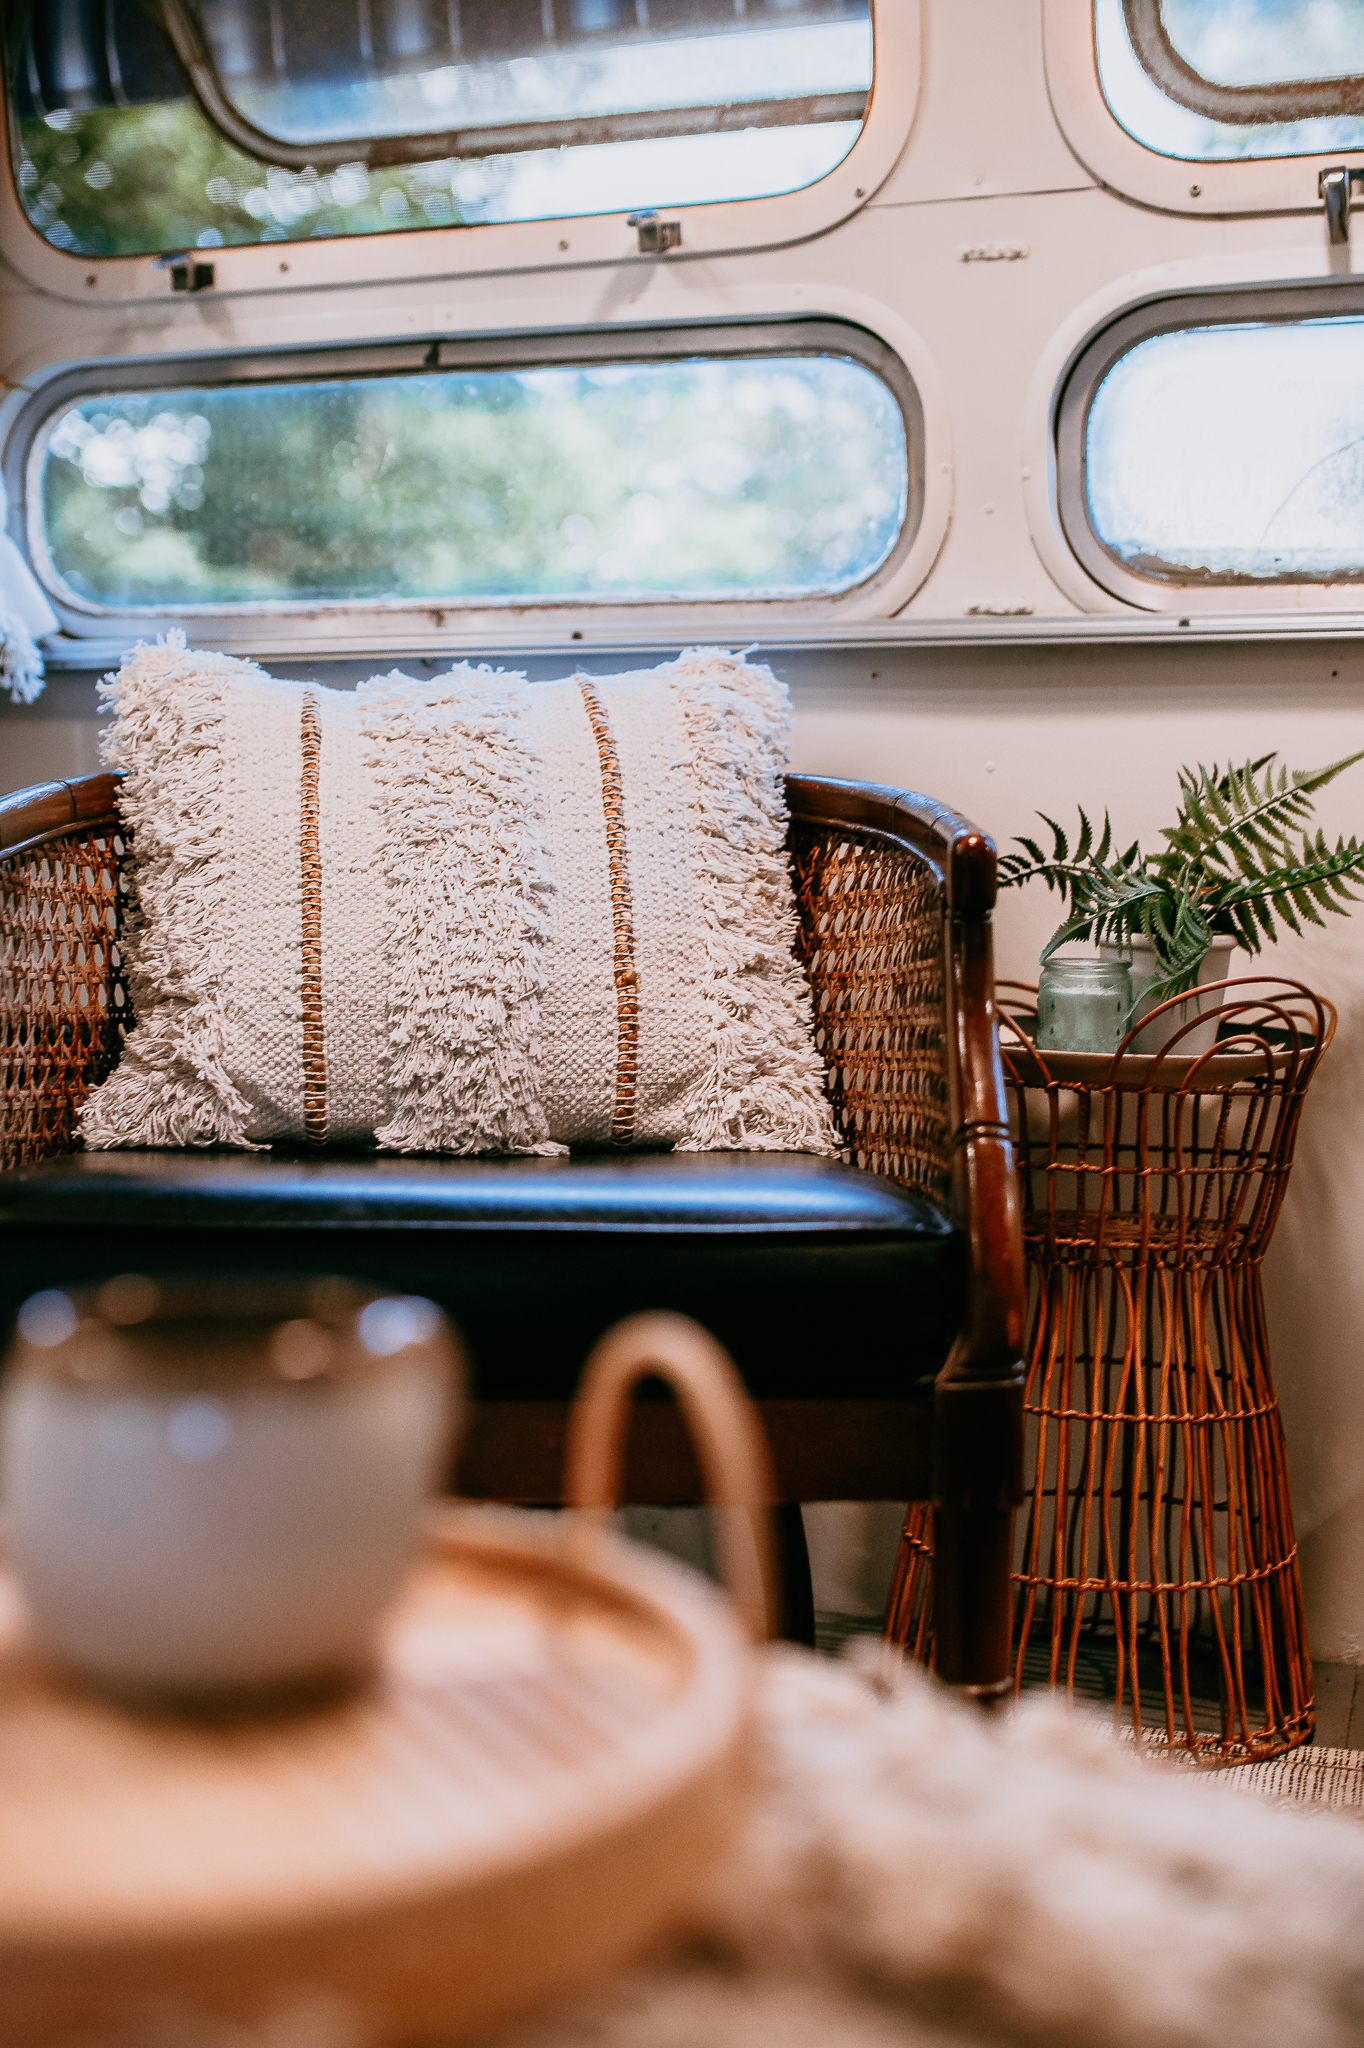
<box><xmin>890</xmin><ymin>978</ymin><xmax>1332</xmax><ymax>1762</ymax></box>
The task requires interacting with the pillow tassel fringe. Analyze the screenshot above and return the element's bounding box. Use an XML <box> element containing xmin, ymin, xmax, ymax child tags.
<box><xmin>361</xmin><ymin>671</ymin><xmax>565</xmax><ymax>1157</ymax></box>
<box><xmin>78</xmin><ymin>635</ymin><xmax>266</xmax><ymax>1151</ymax></box>
<box><xmin>668</xmin><ymin>652</ymin><xmax>839</xmax><ymax>1157</ymax></box>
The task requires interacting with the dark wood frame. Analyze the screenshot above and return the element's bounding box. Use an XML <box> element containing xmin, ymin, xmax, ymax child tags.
<box><xmin>0</xmin><ymin>769</ymin><xmax>1025</xmax><ymax>1693</ymax></box>
<box><xmin>786</xmin><ymin>777</ymin><xmax>1026</xmax><ymax>1695</ymax></box>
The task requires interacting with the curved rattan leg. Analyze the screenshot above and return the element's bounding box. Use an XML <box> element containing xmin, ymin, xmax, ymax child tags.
<box><xmin>884</xmin><ymin>1501</ymin><xmax>934</xmax><ymax>1659</ymax></box>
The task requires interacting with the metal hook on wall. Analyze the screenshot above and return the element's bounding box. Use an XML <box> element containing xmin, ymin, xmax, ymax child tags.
<box><xmin>1319</xmin><ymin>165</ymin><xmax>1364</xmax><ymax>244</ymax></box>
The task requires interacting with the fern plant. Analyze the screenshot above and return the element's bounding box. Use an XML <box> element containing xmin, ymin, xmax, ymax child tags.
<box><xmin>998</xmin><ymin>752</ymin><xmax>1364</xmax><ymax>1011</ymax></box>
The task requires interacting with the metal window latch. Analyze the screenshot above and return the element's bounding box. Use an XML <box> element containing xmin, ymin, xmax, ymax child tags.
<box><xmin>627</xmin><ymin>210</ymin><xmax>681</xmax><ymax>255</ymax></box>
<box><xmin>154</xmin><ymin>252</ymin><xmax>216</xmax><ymax>292</ymax></box>
<box><xmin>1319</xmin><ymin>166</ymin><xmax>1364</xmax><ymax>244</ymax></box>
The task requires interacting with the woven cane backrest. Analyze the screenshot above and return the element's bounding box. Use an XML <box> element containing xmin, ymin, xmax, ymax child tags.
<box><xmin>789</xmin><ymin>822</ymin><xmax>950</xmax><ymax>1205</ymax></box>
<box><xmin>0</xmin><ymin>826</ymin><xmax>129</xmax><ymax>1171</ymax></box>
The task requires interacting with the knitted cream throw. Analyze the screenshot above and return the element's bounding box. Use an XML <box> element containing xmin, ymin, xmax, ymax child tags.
<box><xmin>61</xmin><ymin>1647</ymin><xmax>1364</xmax><ymax>2048</ymax></box>
<box><xmin>79</xmin><ymin>640</ymin><xmax>837</xmax><ymax>1157</ymax></box>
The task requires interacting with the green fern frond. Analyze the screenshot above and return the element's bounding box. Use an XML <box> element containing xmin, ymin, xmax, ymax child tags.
<box><xmin>1206</xmin><ymin>837</ymin><xmax>1364</xmax><ymax>949</ymax></box>
<box><xmin>1038</xmin><ymin>812</ymin><xmax>1070</xmax><ymax>864</ymax></box>
<box><xmin>998</xmin><ymin>807</ymin><xmax>1121</xmax><ymax>900</ymax></box>
<box><xmin>1159</xmin><ymin>751</ymin><xmax>1364</xmax><ymax>878</ymax></box>
<box><xmin>1007</xmin><ymin>751</ymin><xmax>1364</xmax><ymax>1006</ymax></box>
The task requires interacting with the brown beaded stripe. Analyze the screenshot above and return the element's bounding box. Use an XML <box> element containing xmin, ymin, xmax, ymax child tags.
<box><xmin>300</xmin><ymin>691</ymin><xmax>327</xmax><ymax>1147</ymax></box>
<box><xmin>578</xmin><ymin>680</ymin><xmax>638</xmax><ymax>1146</ymax></box>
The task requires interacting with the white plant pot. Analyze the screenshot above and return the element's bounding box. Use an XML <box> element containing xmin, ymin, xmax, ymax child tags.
<box><xmin>1097</xmin><ymin>937</ymin><xmax>1237</xmax><ymax>1056</ymax></box>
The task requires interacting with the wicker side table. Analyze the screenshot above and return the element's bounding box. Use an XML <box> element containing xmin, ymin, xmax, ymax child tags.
<box><xmin>889</xmin><ymin>978</ymin><xmax>1334</xmax><ymax>1762</ymax></box>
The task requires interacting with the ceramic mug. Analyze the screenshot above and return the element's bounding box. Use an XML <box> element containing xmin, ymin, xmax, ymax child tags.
<box><xmin>0</xmin><ymin>1275</ymin><xmax>461</xmax><ymax>1698</ymax></box>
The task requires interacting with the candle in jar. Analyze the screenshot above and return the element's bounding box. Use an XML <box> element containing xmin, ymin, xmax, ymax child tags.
<box><xmin>1036</xmin><ymin>957</ymin><xmax>1134</xmax><ymax>1054</ymax></box>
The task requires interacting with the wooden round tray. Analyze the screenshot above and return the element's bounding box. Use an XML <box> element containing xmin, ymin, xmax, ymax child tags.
<box><xmin>0</xmin><ymin>1316</ymin><xmax>770</xmax><ymax>2047</ymax></box>
<box><xmin>1000</xmin><ymin>1036</ymin><xmax>1295</xmax><ymax>1092</ymax></box>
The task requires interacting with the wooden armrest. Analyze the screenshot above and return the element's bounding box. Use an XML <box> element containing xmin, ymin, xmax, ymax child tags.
<box><xmin>0</xmin><ymin>773</ymin><xmax>123</xmax><ymax>860</ymax></box>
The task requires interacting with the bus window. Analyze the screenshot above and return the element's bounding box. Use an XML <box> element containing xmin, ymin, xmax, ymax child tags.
<box><xmin>1099</xmin><ymin>0</ymin><xmax>1364</xmax><ymax>162</ymax></box>
<box><xmin>1067</xmin><ymin>309</ymin><xmax>1364</xmax><ymax>592</ymax></box>
<box><xmin>12</xmin><ymin>0</ymin><xmax>872</xmax><ymax>258</ymax></box>
<box><xmin>31</xmin><ymin>336</ymin><xmax>914</xmax><ymax>615</ymax></box>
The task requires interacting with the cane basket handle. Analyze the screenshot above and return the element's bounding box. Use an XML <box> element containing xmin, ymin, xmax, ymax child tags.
<box><xmin>564</xmin><ymin>1312</ymin><xmax>780</xmax><ymax>1643</ymax></box>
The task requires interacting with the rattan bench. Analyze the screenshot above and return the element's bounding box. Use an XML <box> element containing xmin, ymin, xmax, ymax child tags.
<box><xmin>0</xmin><ymin>770</ymin><xmax>1024</xmax><ymax>1694</ymax></box>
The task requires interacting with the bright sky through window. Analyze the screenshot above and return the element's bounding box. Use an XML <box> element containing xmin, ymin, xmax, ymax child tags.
<box><xmin>1096</xmin><ymin>0</ymin><xmax>1364</xmax><ymax>160</ymax></box>
<box><xmin>232</xmin><ymin>21</ymin><xmax>872</xmax><ymax>146</ymax></box>
<box><xmin>1086</xmin><ymin>318</ymin><xmax>1364</xmax><ymax>582</ymax></box>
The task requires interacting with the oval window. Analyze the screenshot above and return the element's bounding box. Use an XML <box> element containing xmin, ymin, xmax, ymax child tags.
<box><xmin>1079</xmin><ymin>313</ymin><xmax>1364</xmax><ymax>586</ymax></box>
<box><xmin>1098</xmin><ymin>0</ymin><xmax>1364</xmax><ymax>162</ymax></box>
<box><xmin>14</xmin><ymin>0</ymin><xmax>872</xmax><ymax>256</ymax></box>
<box><xmin>34</xmin><ymin>346</ymin><xmax>912</xmax><ymax>611</ymax></box>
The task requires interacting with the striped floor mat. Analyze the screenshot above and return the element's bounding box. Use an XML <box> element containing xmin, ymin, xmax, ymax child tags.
<box><xmin>1192</xmin><ymin>1744</ymin><xmax>1364</xmax><ymax>1814</ymax></box>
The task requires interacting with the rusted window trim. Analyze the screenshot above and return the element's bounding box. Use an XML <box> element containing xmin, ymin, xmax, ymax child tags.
<box><xmin>157</xmin><ymin>0</ymin><xmax>866</xmax><ymax>174</ymax></box>
<box><xmin>1055</xmin><ymin>280</ymin><xmax>1364</xmax><ymax>596</ymax></box>
<box><xmin>1122</xmin><ymin>0</ymin><xmax>1364</xmax><ymax>126</ymax></box>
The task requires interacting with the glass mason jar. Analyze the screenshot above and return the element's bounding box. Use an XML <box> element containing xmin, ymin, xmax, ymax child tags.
<box><xmin>0</xmin><ymin>1275</ymin><xmax>461</xmax><ymax>1699</ymax></box>
<box><xmin>1036</xmin><ymin>957</ymin><xmax>1134</xmax><ymax>1054</ymax></box>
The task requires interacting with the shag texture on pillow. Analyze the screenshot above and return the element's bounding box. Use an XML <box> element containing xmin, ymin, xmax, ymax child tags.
<box><xmin>79</xmin><ymin>638</ymin><xmax>838</xmax><ymax>1158</ymax></box>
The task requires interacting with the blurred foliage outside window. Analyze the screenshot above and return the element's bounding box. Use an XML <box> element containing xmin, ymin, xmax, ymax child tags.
<box><xmin>18</xmin><ymin>100</ymin><xmax>483</xmax><ymax>254</ymax></box>
<box><xmin>12</xmin><ymin>0</ymin><xmax>868</xmax><ymax>256</ymax></box>
<box><xmin>38</xmin><ymin>356</ymin><xmax>910</xmax><ymax>608</ymax></box>
<box><xmin>16</xmin><ymin>95</ymin><xmax>862</xmax><ymax>256</ymax></box>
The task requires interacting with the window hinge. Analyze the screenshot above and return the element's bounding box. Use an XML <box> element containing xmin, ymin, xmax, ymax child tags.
<box><xmin>1318</xmin><ymin>166</ymin><xmax>1364</xmax><ymax>244</ymax></box>
<box><xmin>627</xmin><ymin>210</ymin><xmax>681</xmax><ymax>255</ymax></box>
<box><xmin>155</xmin><ymin>253</ymin><xmax>216</xmax><ymax>292</ymax></box>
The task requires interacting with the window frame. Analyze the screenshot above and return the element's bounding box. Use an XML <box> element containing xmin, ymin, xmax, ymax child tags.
<box><xmin>0</xmin><ymin>1</ymin><xmax>916</xmax><ymax>304</ymax></box>
<box><xmin>157</xmin><ymin>0</ymin><xmax>870</xmax><ymax>172</ymax></box>
<box><xmin>1043</xmin><ymin>0</ymin><xmax>1364</xmax><ymax>218</ymax></box>
<box><xmin>1120</xmin><ymin>0</ymin><xmax>1364</xmax><ymax>126</ymax></box>
<box><xmin>1055</xmin><ymin>281</ymin><xmax>1364</xmax><ymax>612</ymax></box>
<box><xmin>13</xmin><ymin>315</ymin><xmax>929</xmax><ymax>638</ymax></box>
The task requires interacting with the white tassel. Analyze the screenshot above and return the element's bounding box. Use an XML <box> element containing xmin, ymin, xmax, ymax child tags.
<box><xmin>78</xmin><ymin>635</ymin><xmax>268</xmax><ymax>1150</ymax></box>
<box><xmin>0</xmin><ymin>470</ymin><xmax>59</xmax><ymax>703</ymax></box>
<box><xmin>666</xmin><ymin>650</ymin><xmax>840</xmax><ymax>1156</ymax></box>
<box><xmin>0</xmin><ymin>605</ymin><xmax>45</xmax><ymax>706</ymax></box>
<box><xmin>359</xmin><ymin>666</ymin><xmax>564</xmax><ymax>1157</ymax></box>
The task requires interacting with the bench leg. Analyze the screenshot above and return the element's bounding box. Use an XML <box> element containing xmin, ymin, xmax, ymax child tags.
<box><xmin>884</xmin><ymin>1373</ymin><xmax>1023</xmax><ymax>1697</ymax></box>
<box><xmin>772</xmin><ymin>1502</ymin><xmax>816</xmax><ymax>1647</ymax></box>
<box><xmin>930</xmin><ymin>1503</ymin><xmax>1014</xmax><ymax>1701</ymax></box>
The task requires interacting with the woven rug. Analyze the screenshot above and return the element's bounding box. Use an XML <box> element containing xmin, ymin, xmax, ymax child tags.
<box><xmin>485</xmin><ymin>1648</ymin><xmax>1364</xmax><ymax>2048</ymax></box>
<box><xmin>1184</xmin><ymin>1742</ymin><xmax>1364</xmax><ymax>1815</ymax></box>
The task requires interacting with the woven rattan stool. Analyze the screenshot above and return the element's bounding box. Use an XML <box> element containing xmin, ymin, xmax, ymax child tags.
<box><xmin>888</xmin><ymin>977</ymin><xmax>1333</xmax><ymax>1761</ymax></box>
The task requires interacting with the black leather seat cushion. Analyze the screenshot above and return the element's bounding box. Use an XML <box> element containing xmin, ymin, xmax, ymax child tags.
<box><xmin>0</xmin><ymin>1150</ymin><xmax>961</xmax><ymax>1403</ymax></box>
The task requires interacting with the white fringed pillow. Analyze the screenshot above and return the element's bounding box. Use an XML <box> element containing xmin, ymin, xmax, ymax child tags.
<box><xmin>79</xmin><ymin>638</ymin><xmax>838</xmax><ymax>1157</ymax></box>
